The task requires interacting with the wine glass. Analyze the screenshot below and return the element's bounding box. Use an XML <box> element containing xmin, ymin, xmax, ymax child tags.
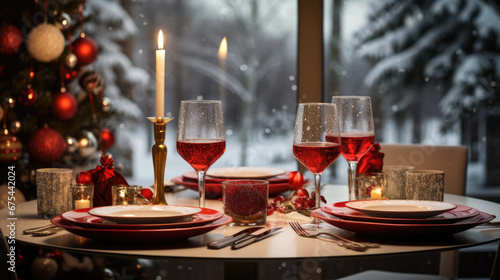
<box><xmin>331</xmin><ymin>96</ymin><xmax>375</xmax><ymax>201</ymax></box>
<box><xmin>177</xmin><ymin>100</ymin><xmax>226</xmax><ymax>208</ymax></box>
<box><xmin>293</xmin><ymin>103</ymin><xmax>341</xmax><ymax>227</ymax></box>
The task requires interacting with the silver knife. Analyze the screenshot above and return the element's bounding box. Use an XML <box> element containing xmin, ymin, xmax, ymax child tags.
<box><xmin>231</xmin><ymin>227</ymin><xmax>283</xmax><ymax>250</ymax></box>
<box><xmin>207</xmin><ymin>227</ymin><xmax>264</xmax><ymax>249</ymax></box>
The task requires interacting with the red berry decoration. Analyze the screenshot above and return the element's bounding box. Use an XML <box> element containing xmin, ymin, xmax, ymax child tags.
<box><xmin>72</xmin><ymin>36</ymin><xmax>98</xmax><ymax>66</ymax></box>
<box><xmin>18</xmin><ymin>88</ymin><xmax>38</xmax><ymax>107</ymax></box>
<box><xmin>296</xmin><ymin>188</ymin><xmax>309</xmax><ymax>197</ymax></box>
<box><xmin>28</xmin><ymin>127</ymin><xmax>66</xmax><ymax>164</ymax></box>
<box><xmin>288</xmin><ymin>171</ymin><xmax>305</xmax><ymax>190</ymax></box>
<box><xmin>64</xmin><ymin>69</ymin><xmax>79</xmax><ymax>82</ymax></box>
<box><xmin>0</xmin><ymin>24</ymin><xmax>22</xmax><ymax>55</ymax></box>
<box><xmin>140</xmin><ymin>188</ymin><xmax>153</xmax><ymax>201</ymax></box>
<box><xmin>0</xmin><ymin>134</ymin><xmax>22</xmax><ymax>162</ymax></box>
<box><xmin>100</xmin><ymin>128</ymin><xmax>115</xmax><ymax>152</ymax></box>
<box><xmin>52</xmin><ymin>91</ymin><xmax>77</xmax><ymax>120</ymax></box>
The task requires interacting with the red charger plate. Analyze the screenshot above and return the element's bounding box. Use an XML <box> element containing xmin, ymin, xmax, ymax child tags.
<box><xmin>311</xmin><ymin>209</ymin><xmax>494</xmax><ymax>237</ymax></box>
<box><xmin>51</xmin><ymin>214</ymin><xmax>232</xmax><ymax>242</ymax></box>
<box><xmin>171</xmin><ymin>176</ymin><xmax>299</xmax><ymax>197</ymax></box>
<box><xmin>321</xmin><ymin>202</ymin><xmax>480</xmax><ymax>224</ymax></box>
<box><xmin>61</xmin><ymin>207</ymin><xmax>223</xmax><ymax>229</ymax></box>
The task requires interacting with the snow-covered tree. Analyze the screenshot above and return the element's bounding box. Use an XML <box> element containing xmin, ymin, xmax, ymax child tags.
<box><xmin>354</xmin><ymin>0</ymin><xmax>500</xmax><ymax>132</ymax></box>
<box><xmin>85</xmin><ymin>0</ymin><xmax>149</xmax><ymax>174</ymax></box>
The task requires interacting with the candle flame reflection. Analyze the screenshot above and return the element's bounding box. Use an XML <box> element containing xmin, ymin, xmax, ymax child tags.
<box><xmin>218</xmin><ymin>36</ymin><xmax>227</xmax><ymax>60</ymax></box>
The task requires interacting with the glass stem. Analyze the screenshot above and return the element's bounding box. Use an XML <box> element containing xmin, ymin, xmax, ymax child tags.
<box><xmin>197</xmin><ymin>171</ymin><xmax>206</xmax><ymax>208</ymax></box>
<box><xmin>347</xmin><ymin>162</ymin><xmax>358</xmax><ymax>200</ymax></box>
<box><xmin>313</xmin><ymin>173</ymin><xmax>322</xmax><ymax>209</ymax></box>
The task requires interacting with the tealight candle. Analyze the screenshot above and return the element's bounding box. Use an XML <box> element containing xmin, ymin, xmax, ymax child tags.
<box><xmin>371</xmin><ymin>188</ymin><xmax>382</xmax><ymax>199</ymax></box>
<box><xmin>69</xmin><ymin>184</ymin><xmax>94</xmax><ymax>210</ymax></box>
<box><xmin>75</xmin><ymin>199</ymin><xmax>90</xmax><ymax>209</ymax></box>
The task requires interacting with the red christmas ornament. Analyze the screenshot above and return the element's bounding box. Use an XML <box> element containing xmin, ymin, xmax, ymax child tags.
<box><xmin>72</xmin><ymin>36</ymin><xmax>98</xmax><ymax>66</ymax></box>
<box><xmin>140</xmin><ymin>188</ymin><xmax>153</xmax><ymax>201</ymax></box>
<box><xmin>28</xmin><ymin>127</ymin><xmax>66</xmax><ymax>164</ymax></box>
<box><xmin>100</xmin><ymin>128</ymin><xmax>115</xmax><ymax>152</ymax></box>
<box><xmin>52</xmin><ymin>91</ymin><xmax>77</xmax><ymax>120</ymax></box>
<box><xmin>18</xmin><ymin>88</ymin><xmax>38</xmax><ymax>107</ymax></box>
<box><xmin>0</xmin><ymin>134</ymin><xmax>22</xmax><ymax>162</ymax></box>
<box><xmin>0</xmin><ymin>24</ymin><xmax>22</xmax><ymax>55</ymax></box>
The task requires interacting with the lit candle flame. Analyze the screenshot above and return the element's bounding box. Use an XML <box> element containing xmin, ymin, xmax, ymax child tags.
<box><xmin>158</xmin><ymin>30</ymin><xmax>164</xmax><ymax>50</ymax></box>
<box><xmin>218</xmin><ymin>36</ymin><xmax>227</xmax><ymax>60</ymax></box>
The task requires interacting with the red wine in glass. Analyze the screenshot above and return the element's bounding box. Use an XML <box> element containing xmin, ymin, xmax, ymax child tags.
<box><xmin>339</xmin><ymin>133</ymin><xmax>374</xmax><ymax>162</ymax></box>
<box><xmin>177</xmin><ymin>139</ymin><xmax>226</xmax><ymax>172</ymax></box>
<box><xmin>293</xmin><ymin>142</ymin><xmax>341</xmax><ymax>174</ymax></box>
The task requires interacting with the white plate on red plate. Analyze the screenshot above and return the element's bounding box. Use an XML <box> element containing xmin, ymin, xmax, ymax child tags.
<box><xmin>51</xmin><ymin>214</ymin><xmax>232</xmax><ymax>242</ymax></box>
<box><xmin>322</xmin><ymin>201</ymin><xmax>479</xmax><ymax>224</ymax></box>
<box><xmin>181</xmin><ymin>170</ymin><xmax>291</xmax><ymax>183</ymax></box>
<box><xmin>206</xmin><ymin>167</ymin><xmax>286</xmax><ymax>179</ymax></box>
<box><xmin>88</xmin><ymin>205</ymin><xmax>202</xmax><ymax>224</ymax></box>
<box><xmin>62</xmin><ymin>207</ymin><xmax>222</xmax><ymax>229</ymax></box>
<box><xmin>345</xmin><ymin>200</ymin><xmax>457</xmax><ymax>219</ymax></box>
<box><xmin>311</xmin><ymin>209</ymin><xmax>494</xmax><ymax>237</ymax></box>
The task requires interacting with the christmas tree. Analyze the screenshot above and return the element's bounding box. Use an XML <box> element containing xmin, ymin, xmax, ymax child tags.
<box><xmin>0</xmin><ymin>0</ymin><xmax>147</xmax><ymax>199</ymax></box>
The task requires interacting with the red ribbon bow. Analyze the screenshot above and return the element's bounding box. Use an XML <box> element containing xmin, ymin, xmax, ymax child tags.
<box><xmin>356</xmin><ymin>143</ymin><xmax>384</xmax><ymax>174</ymax></box>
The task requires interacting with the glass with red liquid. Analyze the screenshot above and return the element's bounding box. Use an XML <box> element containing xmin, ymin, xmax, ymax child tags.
<box><xmin>293</xmin><ymin>103</ymin><xmax>341</xmax><ymax>227</ymax></box>
<box><xmin>177</xmin><ymin>100</ymin><xmax>226</xmax><ymax>207</ymax></box>
<box><xmin>331</xmin><ymin>96</ymin><xmax>375</xmax><ymax>201</ymax></box>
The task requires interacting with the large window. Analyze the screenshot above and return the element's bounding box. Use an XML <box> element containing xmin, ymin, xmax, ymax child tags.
<box><xmin>323</xmin><ymin>0</ymin><xmax>500</xmax><ymax>194</ymax></box>
<box><xmin>124</xmin><ymin>0</ymin><xmax>298</xmax><ymax>184</ymax></box>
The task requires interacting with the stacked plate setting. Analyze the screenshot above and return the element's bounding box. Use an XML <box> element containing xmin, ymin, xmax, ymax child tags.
<box><xmin>51</xmin><ymin>205</ymin><xmax>232</xmax><ymax>242</ymax></box>
<box><xmin>312</xmin><ymin>200</ymin><xmax>494</xmax><ymax>237</ymax></box>
<box><xmin>171</xmin><ymin>167</ymin><xmax>300</xmax><ymax>197</ymax></box>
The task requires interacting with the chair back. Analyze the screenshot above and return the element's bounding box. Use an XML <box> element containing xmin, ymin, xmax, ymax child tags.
<box><xmin>380</xmin><ymin>144</ymin><xmax>468</xmax><ymax>195</ymax></box>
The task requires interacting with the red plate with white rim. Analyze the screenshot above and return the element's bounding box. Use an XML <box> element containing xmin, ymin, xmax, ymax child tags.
<box><xmin>206</xmin><ymin>167</ymin><xmax>286</xmax><ymax>179</ymax></box>
<box><xmin>344</xmin><ymin>200</ymin><xmax>457</xmax><ymax>219</ymax></box>
<box><xmin>311</xmin><ymin>209</ymin><xmax>494</xmax><ymax>237</ymax></box>
<box><xmin>62</xmin><ymin>207</ymin><xmax>223</xmax><ymax>229</ymax></box>
<box><xmin>181</xmin><ymin>170</ymin><xmax>291</xmax><ymax>183</ymax></box>
<box><xmin>51</xmin><ymin>214</ymin><xmax>232</xmax><ymax>242</ymax></box>
<box><xmin>171</xmin><ymin>176</ymin><xmax>302</xmax><ymax>197</ymax></box>
<box><xmin>322</xmin><ymin>201</ymin><xmax>479</xmax><ymax>224</ymax></box>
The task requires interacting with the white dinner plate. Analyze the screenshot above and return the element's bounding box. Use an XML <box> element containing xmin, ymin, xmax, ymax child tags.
<box><xmin>206</xmin><ymin>167</ymin><xmax>286</xmax><ymax>179</ymax></box>
<box><xmin>88</xmin><ymin>205</ymin><xmax>202</xmax><ymax>224</ymax></box>
<box><xmin>345</xmin><ymin>200</ymin><xmax>457</xmax><ymax>219</ymax></box>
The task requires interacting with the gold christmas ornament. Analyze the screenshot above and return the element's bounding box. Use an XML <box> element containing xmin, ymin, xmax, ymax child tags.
<box><xmin>27</xmin><ymin>23</ymin><xmax>65</xmax><ymax>63</ymax></box>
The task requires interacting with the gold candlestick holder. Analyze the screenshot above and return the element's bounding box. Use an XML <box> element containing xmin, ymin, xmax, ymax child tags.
<box><xmin>147</xmin><ymin>117</ymin><xmax>174</xmax><ymax>205</ymax></box>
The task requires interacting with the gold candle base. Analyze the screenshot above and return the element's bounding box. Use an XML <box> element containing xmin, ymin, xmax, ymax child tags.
<box><xmin>148</xmin><ymin>117</ymin><xmax>174</xmax><ymax>205</ymax></box>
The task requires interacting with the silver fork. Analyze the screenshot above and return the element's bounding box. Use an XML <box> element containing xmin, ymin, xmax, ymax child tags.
<box><xmin>289</xmin><ymin>222</ymin><xmax>380</xmax><ymax>251</ymax></box>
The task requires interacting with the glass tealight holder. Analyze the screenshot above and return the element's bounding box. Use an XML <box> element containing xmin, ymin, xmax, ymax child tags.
<box><xmin>355</xmin><ymin>172</ymin><xmax>386</xmax><ymax>200</ymax></box>
<box><xmin>222</xmin><ymin>180</ymin><xmax>269</xmax><ymax>226</ymax></box>
<box><xmin>69</xmin><ymin>184</ymin><xmax>94</xmax><ymax>210</ymax></box>
<box><xmin>112</xmin><ymin>185</ymin><xmax>143</xmax><ymax>205</ymax></box>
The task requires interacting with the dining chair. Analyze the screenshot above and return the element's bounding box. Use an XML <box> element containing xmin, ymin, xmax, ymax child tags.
<box><xmin>380</xmin><ymin>144</ymin><xmax>468</xmax><ymax>195</ymax></box>
<box><xmin>338</xmin><ymin>144</ymin><xmax>468</xmax><ymax>280</ymax></box>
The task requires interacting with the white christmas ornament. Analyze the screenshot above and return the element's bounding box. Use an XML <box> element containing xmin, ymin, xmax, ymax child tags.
<box><xmin>27</xmin><ymin>23</ymin><xmax>65</xmax><ymax>63</ymax></box>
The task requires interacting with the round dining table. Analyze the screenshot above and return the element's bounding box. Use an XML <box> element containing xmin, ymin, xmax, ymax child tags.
<box><xmin>1</xmin><ymin>185</ymin><xmax>499</xmax><ymax>279</ymax></box>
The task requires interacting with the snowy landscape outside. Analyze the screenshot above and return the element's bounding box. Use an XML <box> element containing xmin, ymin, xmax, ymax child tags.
<box><xmin>102</xmin><ymin>0</ymin><xmax>500</xmax><ymax>196</ymax></box>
